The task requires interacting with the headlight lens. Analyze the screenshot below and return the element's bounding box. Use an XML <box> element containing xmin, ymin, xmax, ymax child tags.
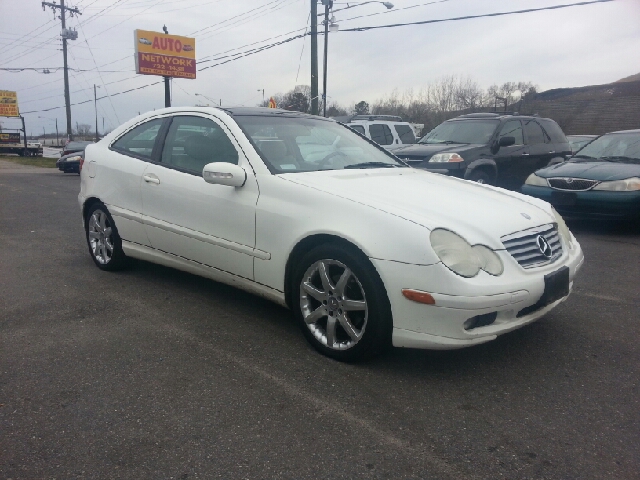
<box><xmin>64</xmin><ymin>155</ymin><xmax>82</xmax><ymax>162</ymax></box>
<box><xmin>551</xmin><ymin>207</ymin><xmax>573</xmax><ymax>250</ymax></box>
<box><xmin>525</xmin><ymin>173</ymin><xmax>548</xmax><ymax>187</ymax></box>
<box><xmin>592</xmin><ymin>177</ymin><xmax>640</xmax><ymax>191</ymax></box>
<box><xmin>471</xmin><ymin>245</ymin><xmax>504</xmax><ymax>276</ymax></box>
<box><xmin>429</xmin><ymin>153</ymin><xmax>464</xmax><ymax>163</ymax></box>
<box><xmin>430</xmin><ymin>229</ymin><xmax>503</xmax><ymax>277</ymax></box>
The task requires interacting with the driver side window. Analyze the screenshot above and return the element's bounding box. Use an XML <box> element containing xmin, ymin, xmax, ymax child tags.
<box><xmin>498</xmin><ymin>120</ymin><xmax>524</xmax><ymax>145</ymax></box>
<box><xmin>161</xmin><ymin>116</ymin><xmax>238</xmax><ymax>175</ymax></box>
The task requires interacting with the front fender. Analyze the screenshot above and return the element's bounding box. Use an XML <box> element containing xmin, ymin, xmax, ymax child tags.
<box><xmin>464</xmin><ymin>158</ymin><xmax>497</xmax><ymax>180</ymax></box>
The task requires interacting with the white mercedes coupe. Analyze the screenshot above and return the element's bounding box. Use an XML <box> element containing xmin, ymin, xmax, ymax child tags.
<box><xmin>79</xmin><ymin>107</ymin><xmax>584</xmax><ymax>361</ymax></box>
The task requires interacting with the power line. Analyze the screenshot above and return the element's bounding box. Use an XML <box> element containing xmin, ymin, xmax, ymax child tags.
<box><xmin>340</xmin><ymin>0</ymin><xmax>615</xmax><ymax>32</ymax></box>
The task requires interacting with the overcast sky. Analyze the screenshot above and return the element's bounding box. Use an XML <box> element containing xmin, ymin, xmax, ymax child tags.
<box><xmin>1</xmin><ymin>0</ymin><xmax>639</xmax><ymax>135</ymax></box>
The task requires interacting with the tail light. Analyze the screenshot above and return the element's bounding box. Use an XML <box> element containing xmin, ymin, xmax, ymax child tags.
<box><xmin>79</xmin><ymin>157</ymin><xmax>85</xmax><ymax>172</ymax></box>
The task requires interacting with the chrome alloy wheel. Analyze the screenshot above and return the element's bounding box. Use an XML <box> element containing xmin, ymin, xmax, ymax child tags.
<box><xmin>299</xmin><ymin>259</ymin><xmax>368</xmax><ymax>351</ymax></box>
<box><xmin>88</xmin><ymin>210</ymin><xmax>114</xmax><ymax>265</ymax></box>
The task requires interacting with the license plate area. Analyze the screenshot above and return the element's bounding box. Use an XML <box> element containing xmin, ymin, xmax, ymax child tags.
<box><xmin>517</xmin><ymin>266</ymin><xmax>570</xmax><ymax>317</ymax></box>
<box><xmin>551</xmin><ymin>191</ymin><xmax>577</xmax><ymax>206</ymax></box>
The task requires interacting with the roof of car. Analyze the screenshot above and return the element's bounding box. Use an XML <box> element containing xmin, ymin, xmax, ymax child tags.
<box><xmin>451</xmin><ymin>113</ymin><xmax>556</xmax><ymax>122</ymax></box>
<box><xmin>220</xmin><ymin>106</ymin><xmax>326</xmax><ymax>119</ymax></box>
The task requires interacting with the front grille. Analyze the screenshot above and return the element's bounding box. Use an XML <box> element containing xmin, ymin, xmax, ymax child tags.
<box><xmin>501</xmin><ymin>223</ymin><xmax>563</xmax><ymax>269</ymax></box>
<box><xmin>548</xmin><ymin>178</ymin><xmax>598</xmax><ymax>191</ymax></box>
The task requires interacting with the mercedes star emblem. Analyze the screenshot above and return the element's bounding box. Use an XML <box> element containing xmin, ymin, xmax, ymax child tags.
<box><xmin>536</xmin><ymin>235</ymin><xmax>552</xmax><ymax>258</ymax></box>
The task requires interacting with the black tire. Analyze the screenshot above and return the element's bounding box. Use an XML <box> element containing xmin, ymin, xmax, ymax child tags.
<box><xmin>85</xmin><ymin>203</ymin><xmax>128</xmax><ymax>271</ymax></box>
<box><xmin>467</xmin><ymin>168</ymin><xmax>493</xmax><ymax>185</ymax></box>
<box><xmin>292</xmin><ymin>243</ymin><xmax>392</xmax><ymax>362</ymax></box>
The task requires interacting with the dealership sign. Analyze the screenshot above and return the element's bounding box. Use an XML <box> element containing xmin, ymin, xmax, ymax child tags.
<box><xmin>0</xmin><ymin>90</ymin><xmax>19</xmax><ymax>117</ymax></box>
<box><xmin>134</xmin><ymin>30</ymin><xmax>196</xmax><ymax>79</ymax></box>
<box><xmin>0</xmin><ymin>133</ymin><xmax>21</xmax><ymax>144</ymax></box>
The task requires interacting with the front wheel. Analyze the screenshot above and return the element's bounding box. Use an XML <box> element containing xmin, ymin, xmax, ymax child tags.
<box><xmin>292</xmin><ymin>244</ymin><xmax>392</xmax><ymax>362</ymax></box>
<box><xmin>467</xmin><ymin>168</ymin><xmax>494</xmax><ymax>185</ymax></box>
<box><xmin>85</xmin><ymin>203</ymin><xmax>128</xmax><ymax>271</ymax></box>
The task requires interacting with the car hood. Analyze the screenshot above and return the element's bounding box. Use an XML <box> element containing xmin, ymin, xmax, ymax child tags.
<box><xmin>393</xmin><ymin>143</ymin><xmax>483</xmax><ymax>160</ymax></box>
<box><xmin>281</xmin><ymin>168</ymin><xmax>554</xmax><ymax>248</ymax></box>
<box><xmin>536</xmin><ymin>160</ymin><xmax>640</xmax><ymax>181</ymax></box>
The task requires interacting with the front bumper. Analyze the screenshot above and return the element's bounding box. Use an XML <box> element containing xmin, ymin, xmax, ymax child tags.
<box><xmin>373</xmin><ymin>237</ymin><xmax>584</xmax><ymax>350</ymax></box>
<box><xmin>522</xmin><ymin>185</ymin><xmax>640</xmax><ymax>218</ymax></box>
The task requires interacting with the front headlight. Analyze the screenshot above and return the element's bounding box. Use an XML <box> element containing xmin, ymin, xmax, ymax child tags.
<box><xmin>430</xmin><ymin>229</ymin><xmax>503</xmax><ymax>277</ymax></box>
<box><xmin>429</xmin><ymin>153</ymin><xmax>464</xmax><ymax>163</ymax></box>
<box><xmin>525</xmin><ymin>173</ymin><xmax>549</xmax><ymax>187</ymax></box>
<box><xmin>592</xmin><ymin>177</ymin><xmax>640</xmax><ymax>191</ymax></box>
<box><xmin>551</xmin><ymin>207</ymin><xmax>573</xmax><ymax>250</ymax></box>
<box><xmin>63</xmin><ymin>155</ymin><xmax>82</xmax><ymax>162</ymax></box>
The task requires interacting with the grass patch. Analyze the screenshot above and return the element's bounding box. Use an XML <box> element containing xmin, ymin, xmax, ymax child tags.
<box><xmin>0</xmin><ymin>155</ymin><xmax>58</xmax><ymax>168</ymax></box>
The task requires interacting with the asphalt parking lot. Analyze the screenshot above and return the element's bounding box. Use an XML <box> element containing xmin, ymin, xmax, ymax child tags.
<box><xmin>1</xmin><ymin>161</ymin><xmax>638</xmax><ymax>479</ymax></box>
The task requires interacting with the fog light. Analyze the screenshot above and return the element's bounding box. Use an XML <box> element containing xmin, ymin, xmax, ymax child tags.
<box><xmin>464</xmin><ymin>312</ymin><xmax>497</xmax><ymax>330</ymax></box>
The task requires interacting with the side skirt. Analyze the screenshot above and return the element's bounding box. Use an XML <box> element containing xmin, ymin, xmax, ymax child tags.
<box><xmin>122</xmin><ymin>240</ymin><xmax>287</xmax><ymax>308</ymax></box>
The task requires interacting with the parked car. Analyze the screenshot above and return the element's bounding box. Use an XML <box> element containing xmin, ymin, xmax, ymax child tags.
<box><xmin>522</xmin><ymin>129</ymin><xmax>640</xmax><ymax>219</ymax></box>
<box><xmin>56</xmin><ymin>149</ymin><xmax>84</xmax><ymax>174</ymax></box>
<box><xmin>334</xmin><ymin>115</ymin><xmax>419</xmax><ymax>151</ymax></box>
<box><xmin>62</xmin><ymin>140</ymin><xmax>93</xmax><ymax>157</ymax></box>
<box><xmin>566</xmin><ymin>135</ymin><xmax>597</xmax><ymax>154</ymax></box>
<box><xmin>79</xmin><ymin>107</ymin><xmax>583</xmax><ymax>361</ymax></box>
<box><xmin>393</xmin><ymin>113</ymin><xmax>572</xmax><ymax>189</ymax></box>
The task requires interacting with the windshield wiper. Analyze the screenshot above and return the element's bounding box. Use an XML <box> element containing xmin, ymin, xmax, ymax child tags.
<box><xmin>572</xmin><ymin>154</ymin><xmax>596</xmax><ymax>160</ymax></box>
<box><xmin>343</xmin><ymin>162</ymin><xmax>400</xmax><ymax>169</ymax></box>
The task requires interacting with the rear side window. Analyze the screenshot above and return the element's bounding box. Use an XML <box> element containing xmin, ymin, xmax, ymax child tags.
<box><xmin>369</xmin><ymin>123</ymin><xmax>394</xmax><ymax>145</ymax></box>
<box><xmin>523</xmin><ymin>119</ymin><xmax>547</xmax><ymax>145</ymax></box>
<box><xmin>112</xmin><ymin>118</ymin><xmax>164</xmax><ymax>159</ymax></box>
<box><xmin>394</xmin><ymin>124</ymin><xmax>416</xmax><ymax>144</ymax></box>
<box><xmin>349</xmin><ymin>125</ymin><xmax>365</xmax><ymax>135</ymax></box>
<box><xmin>498</xmin><ymin>120</ymin><xmax>524</xmax><ymax>145</ymax></box>
<box><xmin>538</xmin><ymin>119</ymin><xmax>568</xmax><ymax>144</ymax></box>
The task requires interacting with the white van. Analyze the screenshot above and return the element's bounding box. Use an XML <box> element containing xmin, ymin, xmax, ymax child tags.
<box><xmin>335</xmin><ymin>115</ymin><xmax>422</xmax><ymax>151</ymax></box>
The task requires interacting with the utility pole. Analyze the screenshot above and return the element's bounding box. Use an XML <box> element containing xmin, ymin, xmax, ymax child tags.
<box><xmin>321</xmin><ymin>0</ymin><xmax>333</xmax><ymax>117</ymax></box>
<box><xmin>94</xmin><ymin>84</ymin><xmax>99</xmax><ymax>142</ymax></box>
<box><xmin>310</xmin><ymin>0</ymin><xmax>318</xmax><ymax>116</ymax></box>
<box><xmin>55</xmin><ymin>118</ymin><xmax>59</xmax><ymax>146</ymax></box>
<box><xmin>163</xmin><ymin>25</ymin><xmax>171</xmax><ymax>108</ymax></box>
<box><xmin>42</xmin><ymin>1</ymin><xmax>81</xmax><ymax>141</ymax></box>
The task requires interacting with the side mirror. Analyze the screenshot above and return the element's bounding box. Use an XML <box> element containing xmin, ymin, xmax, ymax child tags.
<box><xmin>202</xmin><ymin>162</ymin><xmax>247</xmax><ymax>187</ymax></box>
<box><xmin>499</xmin><ymin>136</ymin><xmax>515</xmax><ymax>148</ymax></box>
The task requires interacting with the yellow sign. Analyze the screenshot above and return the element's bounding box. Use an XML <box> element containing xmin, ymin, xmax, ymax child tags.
<box><xmin>0</xmin><ymin>90</ymin><xmax>19</xmax><ymax>117</ymax></box>
<box><xmin>268</xmin><ymin>97</ymin><xmax>277</xmax><ymax>108</ymax></box>
<box><xmin>134</xmin><ymin>29</ymin><xmax>196</xmax><ymax>79</ymax></box>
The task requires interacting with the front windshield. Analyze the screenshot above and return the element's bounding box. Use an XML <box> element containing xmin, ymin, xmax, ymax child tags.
<box><xmin>574</xmin><ymin>132</ymin><xmax>640</xmax><ymax>163</ymax></box>
<box><xmin>234</xmin><ymin>115</ymin><xmax>405</xmax><ymax>173</ymax></box>
<box><xmin>419</xmin><ymin>120</ymin><xmax>499</xmax><ymax>145</ymax></box>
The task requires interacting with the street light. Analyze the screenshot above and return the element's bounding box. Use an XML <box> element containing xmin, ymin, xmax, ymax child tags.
<box><xmin>257</xmin><ymin>89</ymin><xmax>265</xmax><ymax>104</ymax></box>
<box><xmin>38</xmin><ymin>115</ymin><xmax>59</xmax><ymax>146</ymax></box>
<box><xmin>94</xmin><ymin>84</ymin><xmax>101</xmax><ymax>142</ymax></box>
<box><xmin>320</xmin><ymin>1</ymin><xmax>393</xmax><ymax>117</ymax></box>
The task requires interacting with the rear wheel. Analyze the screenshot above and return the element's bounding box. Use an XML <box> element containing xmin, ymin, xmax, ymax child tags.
<box><xmin>85</xmin><ymin>203</ymin><xmax>128</xmax><ymax>271</ymax></box>
<box><xmin>292</xmin><ymin>244</ymin><xmax>392</xmax><ymax>362</ymax></box>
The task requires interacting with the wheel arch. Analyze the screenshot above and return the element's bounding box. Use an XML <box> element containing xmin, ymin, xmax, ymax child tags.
<box><xmin>82</xmin><ymin>196</ymin><xmax>103</xmax><ymax>226</ymax></box>
<box><xmin>283</xmin><ymin>233</ymin><xmax>375</xmax><ymax>310</ymax></box>
<box><xmin>464</xmin><ymin>158</ymin><xmax>497</xmax><ymax>181</ymax></box>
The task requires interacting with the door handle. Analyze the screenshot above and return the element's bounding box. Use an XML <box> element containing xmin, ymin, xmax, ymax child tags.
<box><xmin>548</xmin><ymin>151</ymin><xmax>555</xmax><ymax>154</ymax></box>
<box><xmin>521</xmin><ymin>153</ymin><xmax>530</xmax><ymax>156</ymax></box>
<box><xmin>143</xmin><ymin>174</ymin><xmax>160</xmax><ymax>185</ymax></box>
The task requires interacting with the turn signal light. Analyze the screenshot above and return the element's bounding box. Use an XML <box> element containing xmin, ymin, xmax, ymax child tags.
<box><xmin>401</xmin><ymin>289</ymin><xmax>436</xmax><ymax>305</ymax></box>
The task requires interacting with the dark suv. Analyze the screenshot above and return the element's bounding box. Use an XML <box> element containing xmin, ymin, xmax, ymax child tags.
<box><xmin>393</xmin><ymin>113</ymin><xmax>571</xmax><ymax>189</ymax></box>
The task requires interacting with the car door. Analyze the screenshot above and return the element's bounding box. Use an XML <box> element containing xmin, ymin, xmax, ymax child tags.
<box><xmin>140</xmin><ymin>114</ymin><xmax>259</xmax><ymax>279</ymax></box>
<box><xmin>101</xmin><ymin>117</ymin><xmax>167</xmax><ymax>246</ymax></box>
<box><xmin>523</xmin><ymin>118</ymin><xmax>553</xmax><ymax>173</ymax></box>
<box><xmin>493</xmin><ymin>119</ymin><xmax>527</xmax><ymax>187</ymax></box>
